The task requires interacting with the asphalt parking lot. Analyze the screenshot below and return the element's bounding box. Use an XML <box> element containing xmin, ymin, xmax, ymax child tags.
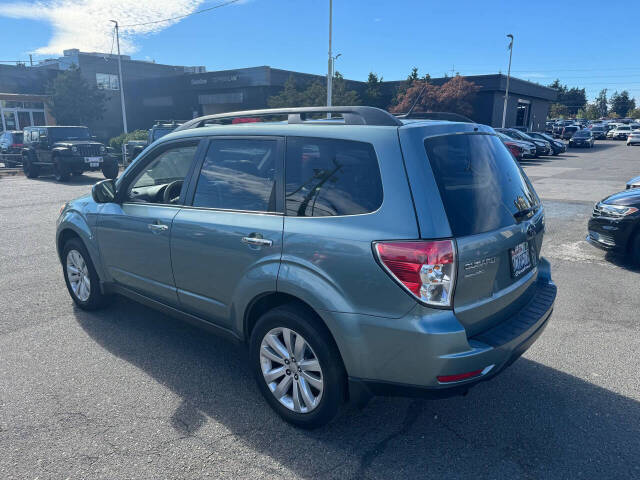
<box><xmin>1</xmin><ymin>140</ymin><xmax>639</xmax><ymax>479</ymax></box>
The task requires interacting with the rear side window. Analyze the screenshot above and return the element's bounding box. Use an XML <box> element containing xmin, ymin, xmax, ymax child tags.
<box><xmin>424</xmin><ymin>133</ymin><xmax>538</xmax><ymax>237</ymax></box>
<box><xmin>192</xmin><ymin>139</ymin><xmax>278</xmax><ymax>212</ymax></box>
<box><xmin>285</xmin><ymin>137</ymin><xmax>382</xmax><ymax>217</ymax></box>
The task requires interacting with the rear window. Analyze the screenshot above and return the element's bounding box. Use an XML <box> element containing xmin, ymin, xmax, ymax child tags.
<box><xmin>424</xmin><ymin>133</ymin><xmax>539</xmax><ymax>237</ymax></box>
<box><xmin>565</xmin><ymin>127</ymin><xmax>578</xmax><ymax>132</ymax></box>
<box><xmin>12</xmin><ymin>133</ymin><xmax>23</xmax><ymax>143</ymax></box>
<box><xmin>285</xmin><ymin>137</ymin><xmax>383</xmax><ymax>217</ymax></box>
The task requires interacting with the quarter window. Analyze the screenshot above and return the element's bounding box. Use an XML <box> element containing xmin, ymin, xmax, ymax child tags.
<box><xmin>192</xmin><ymin>139</ymin><xmax>278</xmax><ymax>212</ymax></box>
<box><xmin>285</xmin><ymin>137</ymin><xmax>383</xmax><ymax>217</ymax></box>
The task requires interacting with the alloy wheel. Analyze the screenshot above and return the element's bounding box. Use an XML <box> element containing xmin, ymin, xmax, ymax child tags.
<box><xmin>259</xmin><ymin>327</ymin><xmax>324</xmax><ymax>413</ymax></box>
<box><xmin>66</xmin><ymin>249</ymin><xmax>91</xmax><ymax>302</ymax></box>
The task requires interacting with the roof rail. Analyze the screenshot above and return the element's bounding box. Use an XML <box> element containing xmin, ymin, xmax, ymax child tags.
<box><xmin>395</xmin><ymin>111</ymin><xmax>475</xmax><ymax>123</ymax></box>
<box><xmin>174</xmin><ymin>106</ymin><xmax>403</xmax><ymax>132</ymax></box>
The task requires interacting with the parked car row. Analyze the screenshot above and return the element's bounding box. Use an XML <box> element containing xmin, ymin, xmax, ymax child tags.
<box><xmin>496</xmin><ymin>128</ymin><xmax>565</xmax><ymax>160</ymax></box>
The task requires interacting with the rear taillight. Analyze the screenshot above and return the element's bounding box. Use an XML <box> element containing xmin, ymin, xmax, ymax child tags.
<box><xmin>374</xmin><ymin>240</ymin><xmax>456</xmax><ymax>307</ymax></box>
<box><xmin>10</xmin><ymin>144</ymin><xmax>23</xmax><ymax>148</ymax></box>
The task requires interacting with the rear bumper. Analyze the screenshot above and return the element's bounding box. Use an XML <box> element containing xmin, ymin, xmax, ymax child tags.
<box><xmin>330</xmin><ymin>259</ymin><xmax>557</xmax><ymax>400</ymax></box>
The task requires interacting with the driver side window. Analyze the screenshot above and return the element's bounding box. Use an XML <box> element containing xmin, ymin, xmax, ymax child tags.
<box><xmin>127</xmin><ymin>143</ymin><xmax>198</xmax><ymax>204</ymax></box>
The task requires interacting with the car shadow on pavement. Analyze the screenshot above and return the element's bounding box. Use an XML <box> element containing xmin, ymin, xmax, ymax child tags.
<box><xmin>604</xmin><ymin>251</ymin><xmax>640</xmax><ymax>273</ymax></box>
<box><xmin>28</xmin><ymin>173</ymin><xmax>102</xmax><ymax>186</ymax></box>
<box><xmin>74</xmin><ymin>298</ymin><xmax>640</xmax><ymax>479</ymax></box>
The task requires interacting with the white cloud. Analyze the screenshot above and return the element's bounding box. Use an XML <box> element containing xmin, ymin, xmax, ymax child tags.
<box><xmin>0</xmin><ymin>0</ymin><xmax>209</xmax><ymax>55</ymax></box>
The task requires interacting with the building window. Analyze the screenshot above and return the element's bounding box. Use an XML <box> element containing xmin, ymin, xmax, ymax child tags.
<box><xmin>96</xmin><ymin>73</ymin><xmax>120</xmax><ymax>90</ymax></box>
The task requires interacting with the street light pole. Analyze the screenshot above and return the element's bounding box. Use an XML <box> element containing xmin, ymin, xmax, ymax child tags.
<box><xmin>501</xmin><ymin>34</ymin><xmax>514</xmax><ymax>128</ymax></box>
<box><xmin>327</xmin><ymin>0</ymin><xmax>333</xmax><ymax>111</ymax></box>
<box><xmin>110</xmin><ymin>20</ymin><xmax>128</xmax><ymax>134</ymax></box>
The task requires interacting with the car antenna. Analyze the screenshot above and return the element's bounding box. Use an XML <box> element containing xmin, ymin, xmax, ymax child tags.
<box><xmin>405</xmin><ymin>82</ymin><xmax>428</xmax><ymax>117</ymax></box>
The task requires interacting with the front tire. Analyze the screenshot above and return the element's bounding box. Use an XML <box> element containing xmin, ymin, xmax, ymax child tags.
<box><xmin>62</xmin><ymin>238</ymin><xmax>111</xmax><ymax>310</ymax></box>
<box><xmin>250</xmin><ymin>304</ymin><xmax>346</xmax><ymax>429</ymax></box>
<box><xmin>23</xmin><ymin>155</ymin><xmax>39</xmax><ymax>178</ymax></box>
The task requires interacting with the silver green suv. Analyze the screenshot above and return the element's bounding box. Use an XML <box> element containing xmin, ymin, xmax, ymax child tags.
<box><xmin>56</xmin><ymin>107</ymin><xmax>556</xmax><ymax>428</ymax></box>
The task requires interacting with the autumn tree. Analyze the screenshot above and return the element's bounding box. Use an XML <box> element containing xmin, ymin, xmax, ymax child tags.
<box><xmin>390</xmin><ymin>75</ymin><xmax>480</xmax><ymax>117</ymax></box>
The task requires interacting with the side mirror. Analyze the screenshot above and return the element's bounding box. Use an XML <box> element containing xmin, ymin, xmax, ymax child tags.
<box><xmin>92</xmin><ymin>179</ymin><xmax>117</xmax><ymax>203</ymax></box>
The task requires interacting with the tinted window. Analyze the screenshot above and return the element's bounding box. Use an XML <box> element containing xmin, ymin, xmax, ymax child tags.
<box><xmin>285</xmin><ymin>137</ymin><xmax>383</xmax><ymax>217</ymax></box>
<box><xmin>12</xmin><ymin>133</ymin><xmax>23</xmax><ymax>143</ymax></box>
<box><xmin>193</xmin><ymin>139</ymin><xmax>277</xmax><ymax>212</ymax></box>
<box><xmin>424</xmin><ymin>133</ymin><xmax>539</xmax><ymax>237</ymax></box>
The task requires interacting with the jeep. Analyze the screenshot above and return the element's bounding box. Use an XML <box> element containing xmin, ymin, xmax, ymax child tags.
<box><xmin>22</xmin><ymin>126</ymin><xmax>118</xmax><ymax>181</ymax></box>
<box><xmin>56</xmin><ymin>106</ymin><xmax>556</xmax><ymax>428</ymax></box>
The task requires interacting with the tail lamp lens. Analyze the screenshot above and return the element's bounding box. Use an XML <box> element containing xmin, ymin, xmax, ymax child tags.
<box><xmin>374</xmin><ymin>240</ymin><xmax>456</xmax><ymax>307</ymax></box>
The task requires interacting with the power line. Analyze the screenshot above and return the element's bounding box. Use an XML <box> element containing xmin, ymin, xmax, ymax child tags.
<box><xmin>119</xmin><ymin>0</ymin><xmax>242</xmax><ymax>28</ymax></box>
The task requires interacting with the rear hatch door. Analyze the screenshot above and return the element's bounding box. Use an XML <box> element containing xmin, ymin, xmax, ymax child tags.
<box><xmin>416</xmin><ymin>131</ymin><xmax>544</xmax><ymax>336</ymax></box>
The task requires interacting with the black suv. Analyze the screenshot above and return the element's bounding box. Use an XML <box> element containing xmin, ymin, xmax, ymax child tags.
<box><xmin>22</xmin><ymin>126</ymin><xmax>118</xmax><ymax>181</ymax></box>
<box><xmin>0</xmin><ymin>130</ymin><xmax>24</xmax><ymax>167</ymax></box>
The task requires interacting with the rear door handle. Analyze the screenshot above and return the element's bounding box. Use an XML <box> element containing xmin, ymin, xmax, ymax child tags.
<box><xmin>241</xmin><ymin>236</ymin><xmax>273</xmax><ymax>247</ymax></box>
<box><xmin>148</xmin><ymin>222</ymin><xmax>169</xmax><ymax>233</ymax></box>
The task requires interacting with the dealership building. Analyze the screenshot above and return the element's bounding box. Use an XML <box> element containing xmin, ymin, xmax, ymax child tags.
<box><xmin>1</xmin><ymin>49</ymin><xmax>556</xmax><ymax>140</ymax></box>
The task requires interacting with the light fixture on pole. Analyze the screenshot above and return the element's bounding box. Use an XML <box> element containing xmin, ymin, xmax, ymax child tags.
<box><xmin>110</xmin><ymin>20</ymin><xmax>128</xmax><ymax>134</ymax></box>
<box><xmin>501</xmin><ymin>34</ymin><xmax>514</xmax><ymax>128</ymax></box>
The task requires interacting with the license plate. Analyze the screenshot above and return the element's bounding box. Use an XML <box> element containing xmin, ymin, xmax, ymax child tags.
<box><xmin>89</xmin><ymin>162</ymin><xmax>99</xmax><ymax>167</ymax></box>
<box><xmin>510</xmin><ymin>242</ymin><xmax>531</xmax><ymax>278</ymax></box>
<box><xmin>84</xmin><ymin>156</ymin><xmax>103</xmax><ymax>164</ymax></box>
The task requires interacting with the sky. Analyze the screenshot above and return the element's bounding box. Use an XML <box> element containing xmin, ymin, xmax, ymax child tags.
<box><xmin>1</xmin><ymin>0</ymin><xmax>639</xmax><ymax>102</ymax></box>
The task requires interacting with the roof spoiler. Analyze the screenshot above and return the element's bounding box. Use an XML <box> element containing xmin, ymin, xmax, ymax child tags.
<box><xmin>174</xmin><ymin>106</ymin><xmax>403</xmax><ymax>131</ymax></box>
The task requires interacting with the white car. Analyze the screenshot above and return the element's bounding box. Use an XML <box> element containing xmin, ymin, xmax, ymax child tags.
<box><xmin>627</xmin><ymin>130</ymin><xmax>640</xmax><ymax>146</ymax></box>
<box><xmin>610</xmin><ymin>125</ymin><xmax>633</xmax><ymax>140</ymax></box>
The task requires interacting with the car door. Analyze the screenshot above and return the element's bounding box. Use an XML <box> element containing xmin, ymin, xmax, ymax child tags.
<box><xmin>170</xmin><ymin>137</ymin><xmax>284</xmax><ymax>328</ymax></box>
<box><xmin>96</xmin><ymin>139</ymin><xmax>204</xmax><ymax>306</ymax></box>
<box><xmin>36</xmin><ymin>128</ymin><xmax>52</xmax><ymax>163</ymax></box>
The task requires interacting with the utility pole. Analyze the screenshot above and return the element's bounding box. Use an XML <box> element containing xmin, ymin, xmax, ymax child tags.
<box><xmin>326</xmin><ymin>0</ymin><xmax>333</xmax><ymax>112</ymax></box>
<box><xmin>501</xmin><ymin>34</ymin><xmax>514</xmax><ymax>128</ymax></box>
<box><xmin>110</xmin><ymin>20</ymin><xmax>128</xmax><ymax>134</ymax></box>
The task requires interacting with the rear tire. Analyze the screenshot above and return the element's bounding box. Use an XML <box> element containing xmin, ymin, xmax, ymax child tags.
<box><xmin>61</xmin><ymin>238</ymin><xmax>111</xmax><ymax>310</ymax></box>
<box><xmin>23</xmin><ymin>155</ymin><xmax>39</xmax><ymax>178</ymax></box>
<box><xmin>250</xmin><ymin>304</ymin><xmax>346</xmax><ymax>429</ymax></box>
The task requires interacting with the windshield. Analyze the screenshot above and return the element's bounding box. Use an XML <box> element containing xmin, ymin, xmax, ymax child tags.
<box><xmin>574</xmin><ymin>131</ymin><xmax>591</xmax><ymax>137</ymax></box>
<box><xmin>152</xmin><ymin>127</ymin><xmax>173</xmax><ymax>141</ymax></box>
<box><xmin>48</xmin><ymin>127</ymin><xmax>91</xmax><ymax>141</ymax></box>
<box><xmin>424</xmin><ymin>133</ymin><xmax>539</xmax><ymax>237</ymax></box>
<box><xmin>617</xmin><ymin>126</ymin><xmax>631</xmax><ymax>131</ymax></box>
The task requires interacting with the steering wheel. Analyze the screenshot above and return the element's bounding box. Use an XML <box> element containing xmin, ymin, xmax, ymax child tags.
<box><xmin>162</xmin><ymin>180</ymin><xmax>183</xmax><ymax>204</ymax></box>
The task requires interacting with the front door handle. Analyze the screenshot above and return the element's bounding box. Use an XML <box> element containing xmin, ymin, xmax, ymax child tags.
<box><xmin>241</xmin><ymin>236</ymin><xmax>273</xmax><ymax>247</ymax></box>
<box><xmin>148</xmin><ymin>222</ymin><xmax>169</xmax><ymax>233</ymax></box>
